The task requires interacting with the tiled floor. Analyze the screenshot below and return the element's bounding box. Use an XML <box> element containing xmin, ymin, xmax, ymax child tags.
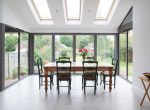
<box><xmin>0</xmin><ymin>75</ymin><xmax>149</xmax><ymax>110</ymax></box>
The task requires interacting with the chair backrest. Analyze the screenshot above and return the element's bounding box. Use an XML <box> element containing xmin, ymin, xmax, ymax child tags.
<box><xmin>83</xmin><ymin>61</ymin><xmax>98</xmax><ymax>75</ymax></box>
<box><xmin>84</xmin><ymin>56</ymin><xmax>95</xmax><ymax>61</ymax></box>
<box><xmin>37</xmin><ymin>58</ymin><xmax>43</xmax><ymax>75</ymax></box>
<box><xmin>59</xmin><ymin>56</ymin><xmax>70</xmax><ymax>61</ymax></box>
<box><xmin>56</xmin><ymin>61</ymin><xmax>72</xmax><ymax>79</ymax></box>
<box><xmin>112</xmin><ymin>58</ymin><xmax>119</xmax><ymax>75</ymax></box>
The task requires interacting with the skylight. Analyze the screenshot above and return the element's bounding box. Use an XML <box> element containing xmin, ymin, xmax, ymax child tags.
<box><xmin>31</xmin><ymin>0</ymin><xmax>52</xmax><ymax>20</ymax></box>
<box><xmin>96</xmin><ymin>0</ymin><xmax>115</xmax><ymax>20</ymax></box>
<box><xmin>64</xmin><ymin>0</ymin><xmax>81</xmax><ymax>20</ymax></box>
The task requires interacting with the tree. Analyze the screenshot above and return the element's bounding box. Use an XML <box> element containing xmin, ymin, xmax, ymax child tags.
<box><xmin>60</xmin><ymin>36</ymin><xmax>72</xmax><ymax>47</ymax></box>
<box><xmin>5</xmin><ymin>35</ymin><xmax>18</xmax><ymax>52</ymax></box>
<box><xmin>79</xmin><ymin>39</ymin><xmax>89</xmax><ymax>48</ymax></box>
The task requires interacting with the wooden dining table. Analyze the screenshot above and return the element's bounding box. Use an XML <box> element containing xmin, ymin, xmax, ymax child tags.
<box><xmin>44</xmin><ymin>62</ymin><xmax>113</xmax><ymax>93</ymax></box>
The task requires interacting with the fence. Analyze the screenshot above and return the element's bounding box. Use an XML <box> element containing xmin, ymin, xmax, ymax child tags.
<box><xmin>5</xmin><ymin>50</ymin><xmax>28</xmax><ymax>78</ymax></box>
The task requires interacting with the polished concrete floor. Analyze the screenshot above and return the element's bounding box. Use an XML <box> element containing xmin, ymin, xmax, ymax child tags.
<box><xmin>0</xmin><ymin>75</ymin><xmax>149</xmax><ymax>110</ymax></box>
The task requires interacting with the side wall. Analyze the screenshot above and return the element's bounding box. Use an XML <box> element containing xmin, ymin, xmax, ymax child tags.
<box><xmin>133</xmin><ymin>0</ymin><xmax>150</xmax><ymax>92</ymax></box>
<box><xmin>2</xmin><ymin>0</ymin><xmax>28</xmax><ymax>31</ymax></box>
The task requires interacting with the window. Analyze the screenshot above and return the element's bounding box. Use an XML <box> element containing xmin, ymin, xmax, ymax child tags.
<box><xmin>31</xmin><ymin>0</ymin><xmax>52</xmax><ymax>20</ymax></box>
<box><xmin>76</xmin><ymin>35</ymin><xmax>94</xmax><ymax>61</ymax></box>
<box><xmin>5</xmin><ymin>33</ymin><xmax>19</xmax><ymax>87</ymax></box>
<box><xmin>97</xmin><ymin>35</ymin><xmax>115</xmax><ymax>64</ymax></box>
<box><xmin>34</xmin><ymin>35</ymin><xmax>52</xmax><ymax>73</ymax></box>
<box><xmin>20</xmin><ymin>32</ymin><xmax>29</xmax><ymax>79</ymax></box>
<box><xmin>119</xmin><ymin>30</ymin><xmax>133</xmax><ymax>82</ymax></box>
<box><xmin>55</xmin><ymin>35</ymin><xmax>73</xmax><ymax>61</ymax></box>
<box><xmin>96</xmin><ymin>0</ymin><xmax>116</xmax><ymax>20</ymax></box>
<box><xmin>64</xmin><ymin>0</ymin><xmax>81</xmax><ymax>20</ymax></box>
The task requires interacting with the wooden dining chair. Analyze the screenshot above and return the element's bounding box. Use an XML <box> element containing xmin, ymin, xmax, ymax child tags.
<box><xmin>59</xmin><ymin>56</ymin><xmax>70</xmax><ymax>61</ymax></box>
<box><xmin>82</xmin><ymin>61</ymin><xmax>98</xmax><ymax>94</ymax></box>
<box><xmin>37</xmin><ymin>58</ymin><xmax>53</xmax><ymax>89</ymax></box>
<box><xmin>56</xmin><ymin>60</ymin><xmax>72</xmax><ymax>94</ymax></box>
<box><xmin>100</xmin><ymin>58</ymin><xmax>118</xmax><ymax>89</ymax></box>
<box><xmin>84</xmin><ymin>56</ymin><xmax>95</xmax><ymax>61</ymax></box>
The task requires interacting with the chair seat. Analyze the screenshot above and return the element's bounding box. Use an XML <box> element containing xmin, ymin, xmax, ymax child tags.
<box><xmin>83</xmin><ymin>73</ymin><xmax>96</xmax><ymax>80</ymax></box>
<box><xmin>58</xmin><ymin>74</ymin><xmax>70</xmax><ymax>80</ymax></box>
<box><xmin>102</xmin><ymin>71</ymin><xmax>115</xmax><ymax>76</ymax></box>
<box><xmin>39</xmin><ymin>73</ymin><xmax>53</xmax><ymax>77</ymax></box>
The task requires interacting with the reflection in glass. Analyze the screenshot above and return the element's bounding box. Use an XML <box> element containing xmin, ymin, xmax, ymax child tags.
<box><xmin>97</xmin><ymin>35</ymin><xmax>114</xmax><ymax>64</ymax></box>
<box><xmin>55</xmin><ymin>35</ymin><xmax>73</xmax><ymax>61</ymax></box>
<box><xmin>76</xmin><ymin>35</ymin><xmax>94</xmax><ymax>61</ymax></box>
<box><xmin>20</xmin><ymin>32</ymin><xmax>29</xmax><ymax>79</ymax></box>
<box><xmin>34</xmin><ymin>35</ymin><xmax>52</xmax><ymax>73</ymax></box>
<box><xmin>5</xmin><ymin>33</ymin><xmax>19</xmax><ymax>87</ymax></box>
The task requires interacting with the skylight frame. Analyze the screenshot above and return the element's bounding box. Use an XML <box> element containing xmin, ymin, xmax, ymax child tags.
<box><xmin>96</xmin><ymin>0</ymin><xmax>116</xmax><ymax>20</ymax></box>
<box><xmin>31</xmin><ymin>0</ymin><xmax>52</xmax><ymax>20</ymax></box>
<box><xmin>64</xmin><ymin>0</ymin><xmax>82</xmax><ymax>20</ymax></box>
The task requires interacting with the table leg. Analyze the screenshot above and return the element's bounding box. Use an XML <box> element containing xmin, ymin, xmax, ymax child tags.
<box><xmin>140</xmin><ymin>79</ymin><xmax>150</xmax><ymax>106</ymax></box>
<box><xmin>45</xmin><ymin>70</ymin><xmax>48</xmax><ymax>93</ymax></box>
<box><xmin>109</xmin><ymin>68</ymin><xmax>113</xmax><ymax>92</ymax></box>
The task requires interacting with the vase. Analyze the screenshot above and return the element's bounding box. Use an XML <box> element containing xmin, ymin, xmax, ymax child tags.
<box><xmin>82</xmin><ymin>55</ymin><xmax>86</xmax><ymax>61</ymax></box>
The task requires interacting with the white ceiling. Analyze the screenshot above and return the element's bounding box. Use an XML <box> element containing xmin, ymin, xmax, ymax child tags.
<box><xmin>2</xmin><ymin>0</ymin><xmax>134</xmax><ymax>33</ymax></box>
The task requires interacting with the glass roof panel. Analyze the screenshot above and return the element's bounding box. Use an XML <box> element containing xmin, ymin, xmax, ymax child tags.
<box><xmin>32</xmin><ymin>0</ymin><xmax>52</xmax><ymax>20</ymax></box>
<box><xmin>96</xmin><ymin>0</ymin><xmax>115</xmax><ymax>20</ymax></box>
<box><xmin>65</xmin><ymin>0</ymin><xmax>81</xmax><ymax>20</ymax></box>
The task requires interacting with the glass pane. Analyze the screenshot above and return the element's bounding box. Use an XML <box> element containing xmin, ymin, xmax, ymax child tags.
<box><xmin>20</xmin><ymin>32</ymin><xmax>29</xmax><ymax>79</ymax></box>
<box><xmin>34</xmin><ymin>35</ymin><xmax>52</xmax><ymax>73</ymax></box>
<box><xmin>97</xmin><ymin>35</ymin><xmax>114</xmax><ymax>64</ymax></box>
<box><xmin>76</xmin><ymin>35</ymin><xmax>94</xmax><ymax>61</ymax></box>
<box><xmin>32</xmin><ymin>0</ymin><xmax>52</xmax><ymax>20</ymax></box>
<box><xmin>128</xmin><ymin>30</ymin><xmax>133</xmax><ymax>82</ymax></box>
<box><xmin>65</xmin><ymin>0</ymin><xmax>81</xmax><ymax>20</ymax></box>
<box><xmin>96</xmin><ymin>0</ymin><xmax>115</xmax><ymax>19</ymax></box>
<box><xmin>55</xmin><ymin>35</ymin><xmax>73</xmax><ymax>61</ymax></box>
<box><xmin>5</xmin><ymin>33</ymin><xmax>19</xmax><ymax>87</ymax></box>
<box><xmin>119</xmin><ymin>32</ymin><xmax>127</xmax><ymax>78</ymax></box>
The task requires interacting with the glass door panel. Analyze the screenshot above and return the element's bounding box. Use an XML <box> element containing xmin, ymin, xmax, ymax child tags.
<box><xmin>76</xmin><ymin>35</ymin><xmax>94</xmax><ymax>61</ymax></box>
<box><xmin>34</xmin><ymin>35</ymin><xmax>52</xmax><ymax>73</ymax></box>
<box><xmin>97</xmin><ymin>35</ymin><xmax>115</xmax><ymax>64</ymax></box>
<box><xmin>20</xmin><ymin>32</ymin><xmax>29</xmax><ymax>79</ymax></box>
<box><xmin>55</xmin><ymin>35</ymin><xmax>73</xmax><ymax>61</ymax></box>
<box><xmin>119</xmin><ymin>32</ymin><xmax>127</xmax><ymax>79</ymax></box>
<box><xmin>5</xmin><ymin>33</ymin><xmax>19</xmax><ymax>87</ymax></box>
<box><xmin>128</xmin><ymin>30</ymin><xmax>133</xmax><ymax>82</ymax></box>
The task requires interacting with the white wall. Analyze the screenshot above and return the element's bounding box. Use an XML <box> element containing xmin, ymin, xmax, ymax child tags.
<box><xmin>133</xmin><ymin>0</ymin><xmax>150</xmax><ymax>91</ymax></box>
<box><xmin>2</xmin><ymin>0</ymin><xmax>29</xmax><ymax>31</ymax></box>
<box><xmin>0</xmin><ymin>0</ymin><xmax>3</xmax><ymax>22</ymax></box>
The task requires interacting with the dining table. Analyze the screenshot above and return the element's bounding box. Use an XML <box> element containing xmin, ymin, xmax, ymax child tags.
<box><xmin>44</xmin><ymin>62</ymin><xmax>113</xmax><ymax>93</ymax></box>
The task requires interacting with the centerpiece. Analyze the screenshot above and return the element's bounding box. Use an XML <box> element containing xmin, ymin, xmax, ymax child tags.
<box><xmin>78</xmin><ymin>48</ymin><xmax>89</xmax><ymax>60</ymax></box>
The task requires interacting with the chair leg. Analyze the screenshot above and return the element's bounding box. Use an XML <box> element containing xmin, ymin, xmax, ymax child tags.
<box><xmin>57</xmin><ymin>80</ymin><xmax>59</xmax><ymax>94</ymax></box>
<box><xmin>94</xmin><ymin>80</ymin><xmax>97</xmax><ymax>94</ymax></box>
<box><xmin>39</xmin><ymin>76</ymin><xmax>40</xmax><ymax>89</ymax></box>
<box><xmin>103</xmin><ymin>75</ymin><xmax>106</xmax><ymax>90</ymax></box>
<box><xmin>68</xmin><ymin>80</ymin><xmax>71</xmax><ymax>94</ymax></box>
<box><xmin>84</xmin><ymin>80</ymin><xmax>86</xmax><ymax>94</ymax></box>
<box><xmin>96</xmin><ymin>73</ymin><xmax>98</xmax><ymax>85</ymax></box>
<box><xmin>114</xmin><ymin>76</ymin><xmax>116</xmax><ymax>88</ymax></box>
<box><xmin>100</xmin><ymin>73</ymin><xmax>103</xmax><ymax>85</ymax></box>
<box><xmin>82</xmin><ymin>77</ymin><xmax>83</xmax><ymax>89</ymax></box>
<box><xmin>50</xmin><ymin>77</ymin><xmax>52</xmax><ymax>90</ymax></box>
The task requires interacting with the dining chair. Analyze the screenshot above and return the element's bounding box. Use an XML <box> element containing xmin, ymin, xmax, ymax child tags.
<box><xmin>100</xmin><ymin>58</ymin><xmax>118</xmax><ymax>89</ymax></box>
<box><xmin>84</xmin><ymin>56</ymin><xmax>95</xmax><ymax>61</ymax></box>
<box><xmin>37</xmin><ymin>58</ymin><xmax>53</xmax><ymax>89</ymax></box>
<box><xmin>59</xmin><ymin>56</ymin><xmax>70</xmax><ymax>61</ymax></box>
<box><xmin>56</xmin><ymin>60</ymin><xmax>72</xmax><ymax>94</ymax></box>
<box><xmin>82</xmin><ymin>61</ymin><xmax>98</xmax><ymax>94</ymax></box>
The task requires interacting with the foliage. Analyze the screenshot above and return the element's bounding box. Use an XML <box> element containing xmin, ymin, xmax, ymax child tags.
<box><xmin>5</xmin><ymin>34</ymin><xmax>18</xmax><ymax>52</ymax></box>
<box><xmin>79</xmin><ymin>39</ymin><xmax>89</xmax><ymax>48</ymax></box>
<box><xmin>60</xmin><ymin>36</ymin><xmax>72</xmax><ymax>47</ymax></box>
